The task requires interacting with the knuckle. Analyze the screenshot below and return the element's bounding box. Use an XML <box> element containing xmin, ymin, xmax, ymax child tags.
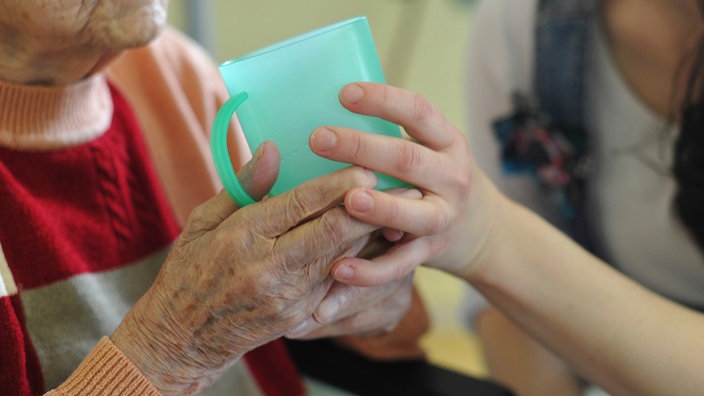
<box><xmin>388</xmin><ymin>263</ymin><xmax>409</xmax><ymax>283</ymax></box>
<box><xmin>183</xmin><ymin>203</ymin><xmax>214</xmax><ymax>234</ymax></box>
<box><xmin>392</xmin><ymin>267</ymin><xmax>406</xmax><ymax>284</ymax></box>
<box><xmin>425</xmin><ymin>206</ymin><xmax>450</xmax><ymax>234</ymax></box>
<box><xmin>395</xmin><ymin>143</ymin><xmax>423</xmax><ymax>175</ymax></box>
<box><xmin>411</xmin><ymin>93</ymin><xmax>436</xmax><ymax>126</ymax></box>
<box><xmin>450</xmin><ymin>167</ymin><xmax>474</xmax><ymax>201</ymax></box>
<box><xmin>212</xmin><ymin>226</ymin><xmax>252</xmax><ymax>255</ymax></box>
<box><xmin>317</xmin><ymin>210</ymin><xmax>346</xmax><ymax>246</ymax></box>
<box><xmin>187</xmin><ymin>202</ymin><xmax>209</xmax><ymax>224</ymax></box>
<box><xmin>285</xmin><ymin>188</ymin><xmax>315</xmax><ymax>220</ymax></box>
<box><xmin>379</xmin><ymin>84</ymin><xmax>392</xmax><ymax>109</ymax></box>
<box><xmin>349</xmin><ymin>130</ymin><xmax>366</xmax><ymax>160</ymax></box>
<box><xmin>378</xmin><ymin>197</ymin><xmax>400</xmax><ymax>225</ymax></box>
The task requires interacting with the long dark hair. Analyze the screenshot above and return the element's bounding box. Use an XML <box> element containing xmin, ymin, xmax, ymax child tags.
<box><xmin>673</xmin><ymin>1</ymin><xmax>704</xmax><ymax>250</ymax></box>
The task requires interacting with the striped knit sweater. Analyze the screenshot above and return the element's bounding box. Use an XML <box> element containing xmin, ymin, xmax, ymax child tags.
<box><xmin>0</xmin><ymin>28</ymin><xmax>304</xmax><ymax>396</ymax></box>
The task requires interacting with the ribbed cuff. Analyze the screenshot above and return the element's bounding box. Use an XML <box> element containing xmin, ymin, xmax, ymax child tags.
<box><xmin>48</xmin><ymin>337</ymin><xmax>160</xmax><ymax>396</ymax></box>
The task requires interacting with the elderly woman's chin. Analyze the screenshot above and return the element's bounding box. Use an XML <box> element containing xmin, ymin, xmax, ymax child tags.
<box><xmin>100</xmin><ymin>5</ymin><xmax>168</xmax><ymax>50</ymax></box>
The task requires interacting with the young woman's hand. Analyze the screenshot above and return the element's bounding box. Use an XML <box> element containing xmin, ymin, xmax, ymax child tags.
<box><xmin>309</xmin><ymin>83</ymin><xmax>504</xmax><ymax>286</ymax></box>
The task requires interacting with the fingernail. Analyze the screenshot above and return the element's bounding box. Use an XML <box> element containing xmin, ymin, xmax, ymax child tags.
<box><xmin>316</xmin><ymin>298</ymin><xmax>341</xmax><ymax>323</ymax></box>
<box><xmin>311</xmin><ymin>128</ymin><xmax>336</xmax><ymax>151</ymax></box>
<box><xmin>340</xmin><ymin>84</ymin><xmax>364</xmax><ymax>104</ymax></box>
<box><xmin>334</xmin><ymin>264</ymin><xmax>355</xmax><ymax>280</ymax></box>
<box><xmin>385</xmin><ymin>229</ymin><xmax>404</xmax><ymax>242</ymax></box>
<box><xmin>363</xmin><ymin>169</ymin><xmax>378</xmax><ymax>187</ymax></box>
<box><xmin>349</xmin><ymin>190</ymin><xmax>373</xmax><ymax>212</ymax></box>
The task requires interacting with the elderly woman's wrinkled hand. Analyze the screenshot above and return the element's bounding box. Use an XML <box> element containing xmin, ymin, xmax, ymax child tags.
<box><xmin>285</xmin><ymin>272</ymin><xmax>415</xmax><ymax>340</ymax></box>
<box><xmin>284</xmin><ymin>188</ymin><xmax>424</xmax><ymax>341</ymax></box>
<box><xmin>110</xmin><ymin>142</ymin><xmax>381</xmax><ymax>394</ymax></box>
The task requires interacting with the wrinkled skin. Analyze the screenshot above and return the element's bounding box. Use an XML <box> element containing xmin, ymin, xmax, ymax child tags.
<box><xmin>287</xmin><ymin>236</ymin><xmax>417</xmax><ymax>339</ymax></box>
<box><xmin>0</xmin><ymin>0</ymin><xmax>168</xmax><ymax>85</ymax></box>
<box><xmin>111</xmin><ymin>142</ymin><xmax>414</xmax><ymax>394</ymax></box>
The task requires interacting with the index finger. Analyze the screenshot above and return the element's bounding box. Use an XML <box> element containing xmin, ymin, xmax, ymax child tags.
<box><xmin>313</xmin><ymin>277</ymin><xmax>406</xmax><ymax>324</ymax></box>
<box><xmin>226</xmin><ymin>166</ymin><xmax>379</xmax><ymax>238</ymax></box>
<box><xmin>310</xmin><ymin>126</ymin><xmax>443</xmax><ymax>191</ymax></box>
<box><xmin>338</xmin><ymin>82</ymin><xmax>455</xmax><ymax>150</ymax></box>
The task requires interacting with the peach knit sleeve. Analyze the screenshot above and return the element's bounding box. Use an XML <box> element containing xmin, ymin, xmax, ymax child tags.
<box><xmin>45</xmin><ymin>338</ymin><xmax>160</xmax><ymax>396</ymax></box>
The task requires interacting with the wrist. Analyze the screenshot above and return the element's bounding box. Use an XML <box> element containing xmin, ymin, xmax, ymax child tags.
<box><xmin>447</xmin><ymin>172</ymin><xmax>514</xmax><ymax>282</ymax></box>
<box><xmin>111</xmin><ymin>288</ymin><xmax>235</xmax><ymax>395</ymax></box>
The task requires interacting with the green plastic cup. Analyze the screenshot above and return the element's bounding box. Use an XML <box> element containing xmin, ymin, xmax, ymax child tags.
<box><xmin>211</xmin><ymin>16</ymin><xmax>408</xmax><ymax>207</ymax></box>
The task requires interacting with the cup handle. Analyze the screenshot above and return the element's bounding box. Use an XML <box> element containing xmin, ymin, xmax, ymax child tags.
<box><xmin>211</xmin><ymin>92</ymin><xmax>257</xmax><ymax>207</ymax></box>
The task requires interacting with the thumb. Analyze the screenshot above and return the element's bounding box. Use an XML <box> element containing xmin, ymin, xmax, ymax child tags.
<box><xmin>237</xmin><ymin>140</ymin><xmax>281</xmax><ymax>201</ymax></box>
<box><xmin>183</xmin><ymin>141</ymin><xmax>281</xmax><ymax>240</ymax></box>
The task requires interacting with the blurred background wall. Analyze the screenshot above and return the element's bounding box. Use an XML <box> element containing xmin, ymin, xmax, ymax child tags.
<box><xmin>166</xmin><ymin>0</ymin><xmax>485</xmax><ymax>377</ymax></box>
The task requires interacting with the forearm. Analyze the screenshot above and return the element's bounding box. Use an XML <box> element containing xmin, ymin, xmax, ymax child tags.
<box><xmin>467</xmin><ymin>197</ymin><xmax>704</xmax><ymax>396</ymax></box>
<box><xmin>305</xmin><ymin>81</ymin><xmax>704</xmax><ymax>394</ymax></box>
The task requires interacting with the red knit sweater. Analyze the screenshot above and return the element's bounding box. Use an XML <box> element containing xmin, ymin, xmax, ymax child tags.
<box><xmin>0</xmin><ymin>81</ymin><xmax>178</xmax><ymax>394</ymax></box>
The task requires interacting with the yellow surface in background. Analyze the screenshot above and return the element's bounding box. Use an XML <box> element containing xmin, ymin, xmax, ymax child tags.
<box><xmin>167</xmin><ymin>0</ymin><xmax>474</xmax><ymax>135</ymax></box>
<box><xmin>415</xmin><ymin>267</ymin><xmax>488</xmax><ymax>378</ymax></box>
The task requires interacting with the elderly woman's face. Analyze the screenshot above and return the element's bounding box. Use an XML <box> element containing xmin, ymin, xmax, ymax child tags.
<box><xmin>0</xmin><ymin>0</ymin><xmax>168</xmax><ymax>84</ymax></box>
<box><xmin>1</xmin><ymin>0</ymin><xmax>168</xmax><ymax>49</ymax></box>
